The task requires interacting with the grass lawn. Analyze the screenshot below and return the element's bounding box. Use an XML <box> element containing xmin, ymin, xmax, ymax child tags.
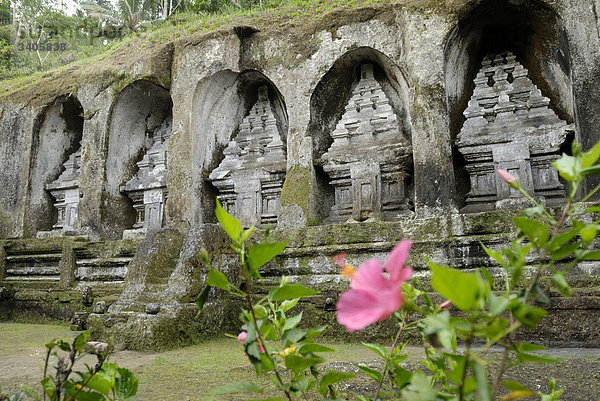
<box><xmin>1</xmin><ymin>323</ymin><xmax>599</xmax><ymax>400</ymax></box>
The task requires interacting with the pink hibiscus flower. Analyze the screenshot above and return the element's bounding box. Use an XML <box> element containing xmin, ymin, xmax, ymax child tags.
<box><xmin>336</xmin><ymin>240</ymin><xmax>413</xmax><ymax>333</ymax></box>
<box><xmin>237</xmin><ymin>331</ymin><xmax>265</xmax><ymax>353</ymax></box>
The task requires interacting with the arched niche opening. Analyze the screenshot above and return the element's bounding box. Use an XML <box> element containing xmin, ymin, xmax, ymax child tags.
<box><xmin>309</xmin><ymin>47</ymin><xmax>413</xmax><ymax>223</ymax></box>
<box><xmin>445</xmin><ymin>0</ymin><xmax>575</xmax><ymax>211</ymax></box>
<box><xmin>106</xmin><ymin>80</ymin><xmax>173</xmax><ymax>239</ymax></box>
<box><xmin>29</xmin><ymin>95</ymin><xmax>84</xmax><ymax>236</ymax></box>
<box><xmin>192</xmin><ymin>70</ymin><xmax>288</xmax><ymax>227</ymax></box>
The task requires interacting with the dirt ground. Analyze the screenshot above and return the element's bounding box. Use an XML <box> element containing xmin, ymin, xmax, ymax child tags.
<box><xmin>1</xmin><ymin>323</ymin><xmax>599</xmax><ymax>400</ymax></box>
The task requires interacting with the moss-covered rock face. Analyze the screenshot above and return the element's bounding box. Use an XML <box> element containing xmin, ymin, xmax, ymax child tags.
<box><xmin>279</xmin><ymin>166</ymin><xmax>312</xmax><ymax>229</ymax></box>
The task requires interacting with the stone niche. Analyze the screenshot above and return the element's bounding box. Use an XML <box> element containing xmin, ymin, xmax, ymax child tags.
<box><xmin>105</xmin><ymin>80</ymin><xmax>172</xmax><ymax>239</ymax></box>
<box><xmin>32</xmin><ymin>97</ymin><xmax>84</xmax><ymax>238</ymax></box>
<box><xmin>208</xmin><ymin>85</ymin><xmax>286</xmax><ymax>227</ymax></box>
<box><xmin>120</xmin><ymin>117</ymin><xmax>172</xmax><ymax>238</ymax></box>
<box><xmin>316</xmin><ymin>63</ymin><xmax>412</xmax><ymax>223</ymax></box>
<box><xmin>457</xmin><ymin>52</ymin><xmax>574</xmax><ymax>212</ymax></box>
<box><xmin>45</xmin><ymin>148</ymin><xmax>82</xmax><ymax>233</ymax></box>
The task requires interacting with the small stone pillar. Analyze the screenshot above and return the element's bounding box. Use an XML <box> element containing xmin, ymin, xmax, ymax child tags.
<box><xmin>59</xmin><ymin>241</ymin><xmax>76</xmax><ymax>288</ymax></box>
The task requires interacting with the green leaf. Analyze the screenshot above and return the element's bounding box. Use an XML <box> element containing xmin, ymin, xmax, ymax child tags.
<box><xmin>298</xmin><ymin>343</ymin><xmax>334</xmax><ymax>354</ymax></box>
<box><xmin>549</xmin><ymin>224</ymin><xmax>583</xmax><ymax>251</ymax></box>
<box><xmin>581</xmin><ymin>250</ymin><xmax>600</xmax><ymax>260</ymax></box>
<box><xmin>429</xmin><ymin>262</ymin><xmax>483</xmax><ymax>311</ymax></box>
<box><xmin>19</xmin><ymin>386</ymin><xmax>42</xmax><ymax>401</ymax></box>
<box><xmin>361</xmin><ymin>342</ymin><xmax>388</xmax><ymax>359</ymax></box>
<box><xmin>512</xmin><ymin>304</ymin><xmax>547</xmax><ymax>328</ymax></box>
<box><xmin>488</xmin><ymin>293</ymin><xmax>510</xmax><ymax>316</ymax></box>
<box><xmin>240</xmin><ymin>223</ymin><xmax>256</xmax><ymax>243</ymax></box>
<box><xmin>581</xmin><ymin>140</ymin><xmax>600</xmax><ymax>168</ymax></box>
<box><xmin>7</xmin><ymin>391</ymin><xmax>24</xmax><ymax>401</ymax></box>
<box><xmin>116</xmin><ymin>368</ymin><xmax>138</xmax><ymax>400</ymax></box>
<box><xmin>41</xmin><ymin>377</ymin><xmax>55</xmax><ymax>398</ymax></box>
<box><xmin>319</xmin><ymin>371</ymin><xmax>356</xmax><ymax>389</ymax></box>
<box><xmin>500</xmin><ymin>390</ymin><xmax>536</xmax><ymax>400</ymax></box>
<box><xmin>357</xmin><ymin>364</ymin><xmax>382</xmax><ymax>382</ymax></box>
<box><xmin>502</xmin><ymin>381</ymin><xmax>532</xmax><ymax>392</ymax></box>
<box><xmin>254</xmin><ymin>305</ymin><xmax>268</xmax><ymax>319</ymax></box>
<box><xmin>514</xmin><ymin>342</ymin><xmax>547</xmax><ymax>352</ymax></box>
<box><xmin>247</xmin><ymin>241</ymin><xmax>288</xmax><ymax>275</ymax></box>
<box><xmin>473</xmin><ymin>361</ymin><xmax>491</xmax><ymax>401</ymax></box>
<box><xmin>64</xmin><ymin>382</ymin><xmax>103</xmax><ymax>401</ymax></box>
<box><xmin>83</xmin><ymin>372</ymin><xmax>112</xmax><ymax>395</ymax></box>
<box><xmin>392</xmin><ymin>365</ymin><xmax>412</xmax><ymax>389</ymax></box>
<box><xmin>513</xmin><ymin>217</ymin><xmax>549</xmax><ymax>248</ymax></box>
<box><xmin>215</xmin><ymin>198</ymin><xmax>242</xmax><ymax>243</ymax></box>
<box><xmin>280</xmin><ymin>298</ymin><xmax>299</xmax><ymax>312</ymax></box>
<box><xmin>100</xmin><ymin>362</ymin><xmax>118</xmax><ymax>379</ymax></box>
<box><xmin>581</xmin><ymin>224</ymin><xmax>598</xmax><ymax>244</ymax></box>
<box><xmin>552</xmin><ymin>272</ymin><xmax>572</xmax><ymax>296</ymax></box>
<box><xmin>283</xmin><ymin>312</ymin><xmax>302</xmax><ymax>331</ymax></box>
<box><xmin>516</xmin><ymin>352</ymin><xmax>560</xmax><ymax>363</ymax></box>
<box><xmin>207</xmin><ymin>382</ymin><xmax>263</xmax><ymax>398</ymax></box>
<box><xmin>304</xmin><ymin>326</ymin><xmax>326</xmax><ymax>340</ymax></box>
<box><xmin>482</xmin><ymin>244</ymin><xmax>505</xmax><ymax>266</ymax></box>
<box><xmin>196</xmin><ymin>285</ymin><xmax>211</xmax><ymax>312</ymax></box>
<box><xmin>282</xmin><ymin>328</ymin><xmax>307</xmax><ymax>345</ymax></box>
<box><xmin>581</xmin><ymin>165</ymin><xmax>600</xmax><ymax>176</ymax></box>
<box><xmin>73</xmin><ymin>331</ymin><xmax>91</xmax><ymax>352</ymax></box>
<box><xmin>446</xmin><ymin>354</ymin><xmax>466</xmax><ymax>384</ymax></box>
<box><xmin>481</xmin><ymin>266</ymin><xmax>495</xmax><ymax>290</ymax></box>
<box><xmin>284</xmin><ymin>355</ymin><xmax>323</xmax><ymax>373</ymax></box>
<box><xmin>553</xmin><ymin>153</ymin><xmax>579</xmax><ymax>183</ymax></box>
<box><xmin>207</xmin><ymin>269</ymin><xmax>230</xmax><ymax>291</ymax></box>
<box><xmin>269</xmin><ymin>284</ymin><xmax>317</xmax><ymax>301</ymax></box>
<box><xmin>551</xmin><ymin>241</ymin><xmax>581</xmax><ymax>261</ymax></box>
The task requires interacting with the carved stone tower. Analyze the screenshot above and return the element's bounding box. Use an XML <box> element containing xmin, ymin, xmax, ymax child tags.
<box><xmin>457</xmin><ymin>52</ymin><xmax>574</xmax><ymax>212</ymax></box>
<box><xmin>319</xmin><ymin>64</ymin><xmax>412</xmax><ymax>222</ymax></box>
<box><xmin>45</xmin><ymin>147</ymin><xmax>82</xmax><ymax>233</ymax></box>
<box><xmin>208</xmin><ymin>86</ymin><xmax>287</xmax><ymax>227</ymax></box>
<box><xmin>121</xmin><ymin>117</ymin><xmax>171</xmax><ymax>238</ymax></box>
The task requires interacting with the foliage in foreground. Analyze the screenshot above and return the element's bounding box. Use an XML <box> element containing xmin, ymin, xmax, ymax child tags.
<box><xmin>199</xmin><ymin>139</ymin><xmax>600</xmax><ymax>400</ymax></box>
<box><xmin>1</xmin><ymin>331</ymin><xmax>138</xmax><ymax>401</ymax></box>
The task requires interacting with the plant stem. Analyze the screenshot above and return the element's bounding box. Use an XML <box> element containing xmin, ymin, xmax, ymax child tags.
<box><xmin>458</xmin><ymin>336</ymin><xmax>472</xmax><ymax>401</ymax></box>
<box><xmin>244</xmin><ymin>275</ymin><xmax>292</xmax><ymax>401</ymax></box>
<box><xmin>373</xmin><ymin>318</ymin><xmax>406</xmax><ymax>400</ymax></box>
<box><xmin>578</xmin><ymin>182</ymin><xmax>600</xmax><ymax>204</ymax></box>
<box><xmin>517</xmin><ymin>186</ymin><xmax>556</xmax><ymax>223</ymax></box>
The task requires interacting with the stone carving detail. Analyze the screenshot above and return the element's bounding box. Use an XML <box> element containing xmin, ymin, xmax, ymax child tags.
<box><xmin>46</xmin><ymin>146</ymin><xmax>82</xmax><ymax>232</ymax></box>
<box><xmin>457</xmin><ymin>52</ymin><xmax>574</xmax><ymax>212</ymax></box>
<box><xmin>121</xmin><ymin>117</ymin><xmax>172</xmax><ymax>236</ymax></box>
<box><xmin>319</xmin><ymin>64</ymin><xmax>412</xmax><ymax>222</ymax></box>
<box><xmin>208</xmin><ymin>86</ymin><xmax>286</xmax><ymax>227</ymax></box>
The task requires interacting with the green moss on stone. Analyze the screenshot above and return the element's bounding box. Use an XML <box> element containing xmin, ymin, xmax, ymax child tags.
<box><xmin>280</xmin><ymin>166</ymin><xmax>311</xmax><ymax>217</ymax></box>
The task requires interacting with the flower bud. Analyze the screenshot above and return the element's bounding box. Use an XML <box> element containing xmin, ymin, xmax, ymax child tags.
<box><xmin>496</xmin><ymin>169</ymin><xmax>519</xmax><ymax>189</ymax></box>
